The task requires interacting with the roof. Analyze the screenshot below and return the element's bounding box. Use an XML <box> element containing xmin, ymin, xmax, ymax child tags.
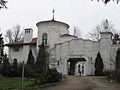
<box><xmin>5</xmin><ymin>38</ymin><xmax>37</xmax><ymax>46</ymax></box>
<box><xmin>100</xmin><ymin>32</ymin><xmax>113</xmax><ymax>35</ymax></box>
<box><xmin>60</xmin><ymin>34</ymin><xmax>77</xmax><ymax>38</ymax></box>
<box><xmin>68</xmin><ymin>58</ymin><xmax>86</xmax><ymax>62</ymax></box>
<box><xmin>36</xmin><ymin>19</ymin><xmax>69</xmax><ymax>29</ymax></box>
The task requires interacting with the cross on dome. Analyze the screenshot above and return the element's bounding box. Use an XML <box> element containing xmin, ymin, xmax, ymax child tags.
<box><xmin>52</xmin><ymin>9</ymin><xmax>55</xmax><ymax>20</ymax></box>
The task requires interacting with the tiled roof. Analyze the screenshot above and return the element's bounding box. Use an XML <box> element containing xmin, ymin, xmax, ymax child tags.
<box><xmin>60</xmin><ymin>34</ymin><xmax>77</xmax><ymax>38</ymax></box>
<box><xmin>5</xmin><ymin>38</ymin><xmax>37</xmax><ymax>46</ymax></box>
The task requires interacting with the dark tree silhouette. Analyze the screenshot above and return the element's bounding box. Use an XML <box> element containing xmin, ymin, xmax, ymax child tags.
<box><xmin>0</xmin><ymin>33</ymin><xmax>5</xmax><ymax>75</ymax></box>
<box><xmin>0</xmin><ymin>33</ymin><xmax>4</xmax><ymax>57</ymax></box>
<box><xmin>94</xmin><ymin>52</ymin><xmax>104</xmax><ymax>76</ymax></box>
<box><xmin>0</xmin><ymin>0</ymin><xmax>7</xmax><ymax>9</ymax></box>
<box><xmin>34</xmin><ymin>44</ymin><xmax>62</xmax><ymax>85</ymax></box>
<box><xmin>27</xmin><ymin>49</ymin><xmax>35</xmax><ymax>65</ymax></box>
<box><xmin>2</xmin><ymin>54</ymin><xmax>11</xmax><ymax>76</ymax></box>
<box><xmin>116</xmin><ymin>48</ymin><xmax>120</xmax><ymax>70</ymax></box>
<box><xmin>34</xmin><ymin>43</ymin><xmax>49</xmax><ymax>85</ymax></box>
<box><xmin>26</xmin><ymin>49</ymin><xmax>35</xmax><ymax>77</ymax></box>
<box><xmin>35</xmin><ymin>43</ymin><xmax>49</xmax><ymax>73</ymax></box>
<box><xmin>114</xmin><ymin>48</ymin><xmax>120</xmax><ymax>82</ymax></box>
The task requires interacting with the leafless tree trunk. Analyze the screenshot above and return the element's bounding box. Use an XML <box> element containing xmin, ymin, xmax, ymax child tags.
<box><xmin>5</xmin><ymin>25</ymin><xmax>23</xmax><ymax>43</ymax></box>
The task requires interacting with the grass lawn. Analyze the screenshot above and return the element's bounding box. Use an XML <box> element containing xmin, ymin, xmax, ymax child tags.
<box><xmin>0</xmin><ymin>76</ymin><xmax>33</xmax><ymax>90</ymax></box>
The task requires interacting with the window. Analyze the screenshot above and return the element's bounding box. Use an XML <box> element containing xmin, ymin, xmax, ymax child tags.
<box><xmin>13</xmin><ymin>47</ymin><xmax>19</xmax><ymax>52</ymax></box>
<box><xmin>42</xmin><ymin>33</ymin><xmax>47</xmax><ymax>45</ymax></box>
<box><xmin>25</xmin><ymin>30</ymin><xmax>30</xmax><ymax>33</ymax></box>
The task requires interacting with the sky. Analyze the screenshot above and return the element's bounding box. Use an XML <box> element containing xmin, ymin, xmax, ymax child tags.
<box><xmin>0</xmin><ymin>0</ymin><xmax>120</xmax><ymax>39</ymax></box>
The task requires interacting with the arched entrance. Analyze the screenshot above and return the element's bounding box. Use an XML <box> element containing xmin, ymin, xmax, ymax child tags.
<box><xmin>68</xmin><ymin>58</ymin><xmax>86</xmax><ymax>76</ymax></box>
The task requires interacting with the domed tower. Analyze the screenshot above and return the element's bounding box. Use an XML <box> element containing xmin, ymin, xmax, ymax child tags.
<box><xmin>36</xmin><ymin>11</ymin><xmax>69</xmax><ymax>49</ymax></box>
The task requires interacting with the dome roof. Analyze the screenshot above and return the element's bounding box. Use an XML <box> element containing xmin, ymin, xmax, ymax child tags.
<box><xmin>36</xmin><ymin>19</ymin><xmax>69</xmax><ymax>29</ymax></box>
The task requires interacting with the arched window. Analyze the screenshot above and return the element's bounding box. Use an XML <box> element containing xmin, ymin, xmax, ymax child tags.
<box><xmin>42</xmin><ymin>33</ymin><xmax>47</xmax><ymax>45</ymax></box>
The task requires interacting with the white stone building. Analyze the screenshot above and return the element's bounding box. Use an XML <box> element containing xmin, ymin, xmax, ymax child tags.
<box><xmin>5</xmin><ymin>19</ymin><xmax>120</xmax><ymax>76</ymax></box>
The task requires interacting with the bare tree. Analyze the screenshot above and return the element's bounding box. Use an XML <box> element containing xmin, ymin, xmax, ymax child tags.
<box><xmin>5</xmin><ymin>25</ymin><xmax>24</xmax><ymax>43</ymax></box>
<box><xmin>5</xmin><ymin>29</ymin><xmax>13</xmax><ymax>43</ymax></box>
<box><xmin>13</xmin><ymin>25</ymin><xmax>23</xmax><ymax>42</ymax></box>
<box><xmin>0</xmin><ymin>0</ymin><xmax>7</xmax><ymax>9</ymax></box>
<box><xmin>88</xmin><ymin>19</ymin><xmax>116</xmax><ymax>41</ymax></box>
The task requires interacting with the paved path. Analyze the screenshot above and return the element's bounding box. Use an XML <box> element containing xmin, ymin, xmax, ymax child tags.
<box><xmin>38</xmin><ymin>76</ymin><xmax>120</xmax><ymax>90</ymax></box>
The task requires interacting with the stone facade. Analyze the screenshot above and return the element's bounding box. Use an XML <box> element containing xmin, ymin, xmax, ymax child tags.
<box><xmin>5</xmin><ymin>19</ymin><xmax>120</xmax><ymax>76</ymax></box>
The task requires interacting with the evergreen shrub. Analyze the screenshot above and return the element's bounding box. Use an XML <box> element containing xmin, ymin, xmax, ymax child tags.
<box><xmin>46</xmin><ymin>68</ymin><xmax>62</xmax><ymax>83</ymax></box>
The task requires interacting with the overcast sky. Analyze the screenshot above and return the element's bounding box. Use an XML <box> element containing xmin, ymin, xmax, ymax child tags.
<box><xmin>0</xmin><ymin>0</ymin><xmax>120</xmax><ymax>38</ymax></box>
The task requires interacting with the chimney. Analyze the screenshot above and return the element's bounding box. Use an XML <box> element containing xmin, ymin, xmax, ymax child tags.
<box><xmin>24</xmin><ymin>28</ymin><xmax>33</xmax><ymax>43</ymax></box>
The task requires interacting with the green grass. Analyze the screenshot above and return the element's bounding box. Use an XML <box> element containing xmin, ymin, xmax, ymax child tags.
<box><xmin>0</xmin><ymin>76</ymin><xmax>33</xmax><ymax>90</ymax></box>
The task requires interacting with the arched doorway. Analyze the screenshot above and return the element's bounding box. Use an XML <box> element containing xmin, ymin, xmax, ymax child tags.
<box><xmin>68</xmin><ymin>58</ymin><xmax>86</xmax><ymax>76</ymax></box>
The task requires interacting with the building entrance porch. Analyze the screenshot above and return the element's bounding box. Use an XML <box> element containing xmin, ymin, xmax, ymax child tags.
<box><xmin>68</xmin><ymin>58</ymin><xmax>86</xmax><ymax>76</ymax></box>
